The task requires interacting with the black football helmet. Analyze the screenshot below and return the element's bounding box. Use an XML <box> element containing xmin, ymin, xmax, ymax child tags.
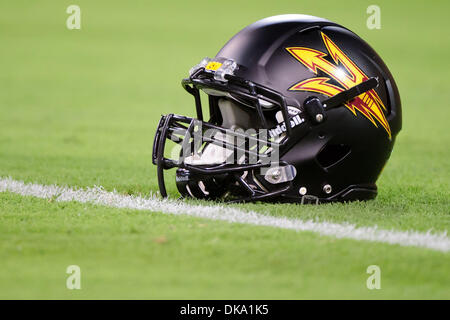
<box><xmin>152</xmin><ymin>14</ymin><xmax>401</xmax><ymax>203</ymax></box>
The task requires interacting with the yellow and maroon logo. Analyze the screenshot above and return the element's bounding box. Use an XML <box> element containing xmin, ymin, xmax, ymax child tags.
<box><xmin>286</xmin><ymin>32</ymin><xmax>391</xmax><ymax>138</ymax></box>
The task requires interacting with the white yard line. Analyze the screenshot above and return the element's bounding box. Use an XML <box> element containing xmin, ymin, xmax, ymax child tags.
<box><xmin>0</xmin><ymin>176</ymin><xmax>448</xmax><ymax>252</ymax></box>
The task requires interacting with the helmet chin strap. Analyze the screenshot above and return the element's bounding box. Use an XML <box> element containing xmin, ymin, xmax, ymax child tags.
<box><xmin>304</xmin><ymin>77</ymin><xmax>379</xmax><ymax>124</ymax></box>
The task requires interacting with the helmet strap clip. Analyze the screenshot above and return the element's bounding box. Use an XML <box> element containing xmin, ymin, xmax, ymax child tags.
<box><xmin>304</xmin><ymin>96</ymin><xmax>326</xmax><ymax>124</ymax></box>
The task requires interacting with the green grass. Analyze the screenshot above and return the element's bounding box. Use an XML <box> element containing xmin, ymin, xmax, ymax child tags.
<box><xmin>1</xmin><ymin>192</ymin><xmax>449</xmax><ymax>299</ymax></box>
<box><xmin>0</xmin><ymin>0</ymin><xmax>449</xmax><ymax>299</ymax></box>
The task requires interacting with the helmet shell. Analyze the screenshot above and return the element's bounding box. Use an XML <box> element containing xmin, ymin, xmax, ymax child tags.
<box><xmin>215</xmin><ymin>14</ymin><xmax>402</xmax><ymax>201</ymax></box>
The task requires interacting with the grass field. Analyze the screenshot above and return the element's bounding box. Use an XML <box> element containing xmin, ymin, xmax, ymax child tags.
<box><xmin>0</xmin><ymin>0</ymin><xmax>449</xmax><ymax>299</ymax></box>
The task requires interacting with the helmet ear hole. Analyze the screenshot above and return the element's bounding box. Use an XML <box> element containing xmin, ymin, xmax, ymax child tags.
<box><xmin>316</xmin><ymin>144</ymin><xmax>351</xmax><ymax>169</ymax></box>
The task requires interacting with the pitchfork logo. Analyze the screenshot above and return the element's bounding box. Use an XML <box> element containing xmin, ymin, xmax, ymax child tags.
<box><xmin>286</xmin><ymin>32</ymin><xmax>391</xmax><ymax>138</ymax></box>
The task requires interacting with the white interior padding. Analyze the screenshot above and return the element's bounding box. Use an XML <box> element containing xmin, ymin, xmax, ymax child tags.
<box><xmin>183</xmin><ymin>99</ymin><xmax>249</xmax><ymax>165</ymax></box>
<box><xmin>218</xmin><ymin>98</ymin><xmax>252</xmax><ymax>129</ymax></box>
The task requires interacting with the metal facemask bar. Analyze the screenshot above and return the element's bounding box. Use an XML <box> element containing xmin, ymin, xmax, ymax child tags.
<box><xmin>151</xmin><ymin>58</ymin><xmax>302</xmax><ymax>201</ymax></box>
<box><xmin>152</xmin><ymin>113</ymin><xmax>291</xmax><ymax>200</ymax></box>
